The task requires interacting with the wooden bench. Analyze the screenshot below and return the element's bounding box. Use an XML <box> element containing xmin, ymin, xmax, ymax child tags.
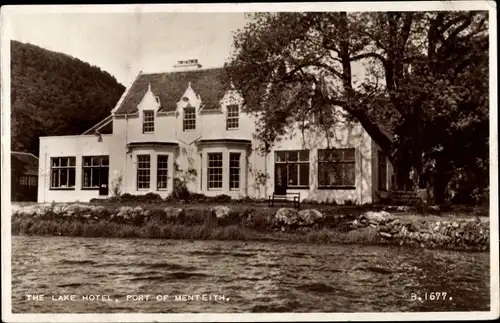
<box><xmin>268</xmin><ymin>187</ymin><xmax>301</xmax><ymax>209</ymax></box>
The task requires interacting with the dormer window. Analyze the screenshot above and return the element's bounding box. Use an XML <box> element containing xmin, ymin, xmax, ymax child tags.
<box><xmin>143</xmin><ymin>110</ymin><xmax>155</xmax><ymax>133</ymax></box>
<box><xmin>183</xmin><ymin>107</ymin><xmax>196</xmax><ymax>131</ymax></box>
<box><xmin>226</xmin><ymin>105</ymin><xmax>239</xmax><ymax>130</ymax></box>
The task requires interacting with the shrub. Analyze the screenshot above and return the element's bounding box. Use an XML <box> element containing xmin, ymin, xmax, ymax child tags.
<box><xmin>111</xmin><ymin>175</ymin><xmax>123</xmax><ymax>197</ymax></box>
<box><xmin>144</xmin><ymin>192</ymin><xmax>162</xmax><ymax>201</ymax></box>
<box><xmin>241</xmin><ymin>208</ymin><xmax>275</xmax><ymax>231</ymax></box>
<box><xmin>302</xmin><ymin>198</ymin><xmax>319</xmax><ymax>205</ymax></box>
<box><xmin>213</xmin><ymin>194</ymin><xmax>232</xmax><ymax>203</ymax></box>
<box><xmin>343</xmin><ymin>199</ymin><xmax>355</xmax><ymax>206</ymax></box>
<box><xmin>471</xmin><ymin>187</ymin><xmax>489</xmax><ymax>206</ymax></box>
<box><xmin>171</xmin><ymin>177</ymin><xmax>191</xmax><ymax>200</ymax></box>
<box><xmin>202</xmin><ymin>211</ymin><xmax>218</xmax><ymax>229</ymax></box>
<box><xmin>111</xmin><ymin>206</ymin><xmax>146</xmax><ymax>225</ymax></box>
<box><xmin>275</xmin><ymin>208</ymin><xmax>301</xmax><ymax>228</ymax></box>
<box><xmin>297</xmin><ymin>209</ymin><xmax>323</xmax><ymax>226</ymax></box>
<box><xmin>212</xmin><ymin>205</ymin><xmax>231</xmax><ymax>219</ymax></box>
<box><xmin>179</xmin><ymin>208</ymin><xmax>212</xmax><ymax>226</ymax></box>
<box><xmin>414</xmin><ymin>200</ymin><xmax>430</xmax><ymax>215</ymax></box>
<box><xmin>189</xmin><ymin>193</ymin><xmax>208</xmax><ymax>203</ymax></box>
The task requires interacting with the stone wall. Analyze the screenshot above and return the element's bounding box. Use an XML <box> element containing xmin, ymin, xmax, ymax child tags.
<box><xmin>11</xmin><ymin>204</ymin><xmax>489</xmax><ymax>251</ymax></box>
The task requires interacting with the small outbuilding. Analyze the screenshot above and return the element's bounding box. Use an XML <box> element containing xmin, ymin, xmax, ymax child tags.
<box><xmin>11</xmin><ymin>151</ymin><xmax>39</xmax><ymax>201</ymax></box>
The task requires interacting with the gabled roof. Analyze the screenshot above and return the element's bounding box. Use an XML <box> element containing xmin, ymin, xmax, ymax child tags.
<box><xmin>11</xmin><ymin>151</ymin><xmax>38</xmax><ymax>175</ymax></box>
<box><xmin>114</xmin><ymin>67</ymin><xmax>229</xmax><ymax>114</ymax></box>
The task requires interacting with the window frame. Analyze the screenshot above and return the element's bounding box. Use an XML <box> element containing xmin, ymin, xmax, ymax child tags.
<box><xmin>274</xmin><ymin>150</ymin><xmax>310</xmax><ymax>189</ymax></box>
<box><xmin>317</xmin><ymin>148</ymin><xmax>356</xmax><ymax>190</ymax></box>
<box><xmin>378</xmin><ymin>152</ymin><xmax>388</xmax><ymax>191</ymax></box>
<box><xmin>137</xmin><ymin>155</ymin><xmax>151</xmax><ymax>190</ymax></box>
<box><xmin>226</xmin><ymin>105</ymin><xmax>239</xmax><ymax>130</ymax></box>
<box><xmin>50</xmin><ymin>156</ymin><xmax>76</xmax><ymax>190</ymax></box>
<box><xmin>142</xmin><ymin>110</ymin><xmax>155</xmax><ymax>134</ymax></box>
<box><xmin>183</xmin><ymin>107</ymin><xmax>196</xmax><ymax>131</ymax></box>
<box><xmin>29</xmin><ymin>176</ymin><xmax>37</xmax><ymax>187</ymax></box>
<box><xmin>207</xmin><ymin>152</ymin><xmax>223</xmax><ymax>190</ymax></box>
<box><xmin>229</xmin><ymin>152</ymin><xmax>240</xmax><ymax>190</ymax></box>
<box><xmin>157</xmin><ymin>154</ymin><xmax>169</xmax><ymax>191</ymax></box>
<box><xmin>19</xmin><ymin>176</ymin><xmax>28</xmax><ymax>186</ymax></box>
<box><xmin>81</xmin><ymin>155</ymin><xmax>109</xmax><ymax>190</ymax></box>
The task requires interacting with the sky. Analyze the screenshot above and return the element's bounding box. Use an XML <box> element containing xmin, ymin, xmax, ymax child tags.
<box><xmin>9</xmin><ymin>12</ymin><xmax>249</xmax><ymax>85</ymax></box>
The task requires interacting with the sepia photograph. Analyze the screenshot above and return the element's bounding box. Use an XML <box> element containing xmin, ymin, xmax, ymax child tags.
<box><xmin>1</xmin><ymin>2</ymin><xmax>498</xmax><ymax>322</ymax></box>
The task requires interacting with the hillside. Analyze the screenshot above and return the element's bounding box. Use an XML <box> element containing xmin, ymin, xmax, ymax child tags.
<box><xmin>10</xmin><ymin>40</ymin><xmax>125</xmax><ymax>156</ymax></box>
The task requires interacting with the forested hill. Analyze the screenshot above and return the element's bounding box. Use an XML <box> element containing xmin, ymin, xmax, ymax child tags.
<box><xmin>11</xmin><ymin>40</ymin><xmax>125</xmax><ymax>156</ymax></box>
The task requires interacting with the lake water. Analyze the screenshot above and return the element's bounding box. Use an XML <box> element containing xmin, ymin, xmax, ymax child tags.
<box><xmin>11</xmin><ymin>235</ymin><xmax>490</xmax><ymax>313</ymax></box>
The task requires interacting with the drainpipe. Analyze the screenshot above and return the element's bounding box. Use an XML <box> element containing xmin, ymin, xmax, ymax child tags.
<box><xmin>124</xmin><ymin>114</ymin><xmax>129</xmax><ymax>192</ymax></box>
<box><xmin>44</xmin><ymin>151</ymin><xmax>47</xmax><ymax>202</ymax></box>
<box><xmin>360</xmin><ymin>148</ymin><xmax>363</xmax><ymax>205</ymax></box>
<box><xmin>264</xmin><ymin>149</ymin><xmax>268</xmax><ymax>198</ymax></box>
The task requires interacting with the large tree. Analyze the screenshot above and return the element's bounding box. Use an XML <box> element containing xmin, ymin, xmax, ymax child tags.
<box><xmin>226</xmin><ymin>11</ymin><xmax>488</xmax><ymax>203</ymax></box>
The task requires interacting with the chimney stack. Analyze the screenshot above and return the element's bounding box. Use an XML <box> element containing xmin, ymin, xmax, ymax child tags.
<box><xmin>173</xmin><ymin>59</ymin><xmax>203</xmax><ymax>71</ymax></box>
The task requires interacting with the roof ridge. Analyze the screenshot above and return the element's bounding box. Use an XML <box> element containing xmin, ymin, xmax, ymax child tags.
<box><xmin>142</xmin><ymin>66</ymin><xmax>223</xmax><ymax>76</ymax></box>
<box><xmin>11</xmin><ymin>151</ymin><xmax>38</xmax><ymax>159</ymax></box>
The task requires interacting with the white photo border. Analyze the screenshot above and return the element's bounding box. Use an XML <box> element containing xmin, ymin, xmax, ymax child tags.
<box><xmin>1</xmin><ymin>2</ymin><xmax>498</xmax><ymax>322</ymax></box>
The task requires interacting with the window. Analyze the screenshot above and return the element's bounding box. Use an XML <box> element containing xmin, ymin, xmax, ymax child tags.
<box><xmin>378</xmin><ymin>152</ymin><xmax>388</xmax><ymax>191</ymax></box>
<box><xmin>137</xmin><ymin>155</ymin><xmax>151</xmax><ymax>189</ymax></box>
<box><xmin>229</xmin><ymin>153</ymin><xmax>240</xmax><ymax>190</ymax></box>
<box><xmin>157</xmin><ymin>155</ymin><xmax>169</xmax><ymax>190</ymax></box>
<box><xmin>207</xmin><ymin>153</ymin><xmax>223</xmax><ymax>189</ymax></box>
<box><xmin>21</xmin><ymin>176</ymin><xmax>37</xmax><ymax>187</ymax></box>
<box><xmin>50</xmin><ymin>157</ymin><xmax>76</xmax><ymax>189</ymax></box>
<box><xmin>318</xmin><ymin>149</ymin><xmax>355</xmax><ymax>188</ymax></box>
<box><xmin>29</xmin><ymin>176</ymin><xmax>37</xmax><ymax>187</ymax></box>
<box><xmin>275</xmin><ymin>150</ymin><xmax>309</xmax><ymax>188</ymax></box>
<box><xmin>19</xmin><ymin>176</ymin><xmax>28</xmax><ymax>186</ymax></box>
<box><xmin>183</xmin><ymin>107</ymin><xmax>196</xmax><ymax>131</ymax></box>
<box><xmin>143</xmin><ymin>110</ymin><xmax>155</xmax><ymax>133</ymax></box>
<box><xmin>226</xmin><ymin>105</ymin><xmax>239</xmax><ymax>130</ymax></box>
<box><xmin>82</xmin><ymin>156</ymin><xmax>109</xmax><ymax>189</ymax></box>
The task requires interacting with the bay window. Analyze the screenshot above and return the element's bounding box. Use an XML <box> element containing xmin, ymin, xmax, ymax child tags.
<box><xmin>207</xmin><ymin>153</ymin><xmax>223</xmax><ymax>189</ymax></box>
<box><xmin>137</xmin><ymin>155</ymin><xmax>151</xmax><ymax>189</ymax></box>
<box><xmin>229</xmin><ymin>152</ymin><xmax>240</xmax><ymax>190</ymax></box>
<box><xmin>157</xmin><ymin>155</ymin><xmax>169</xmax><ymax>190</ymax></box>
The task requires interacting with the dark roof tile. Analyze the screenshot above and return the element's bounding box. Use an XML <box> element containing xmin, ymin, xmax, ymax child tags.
<box><xmin>115</xmin><ymin>67</ymin><xmax>229</xmax><ymax>114</ymax></box>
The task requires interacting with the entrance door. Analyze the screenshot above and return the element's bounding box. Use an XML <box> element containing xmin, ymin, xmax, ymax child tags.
<box><xmin>99</xmin><ymin>166</ymin><xmax>109</xmax><ymax>196</ymax></box>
